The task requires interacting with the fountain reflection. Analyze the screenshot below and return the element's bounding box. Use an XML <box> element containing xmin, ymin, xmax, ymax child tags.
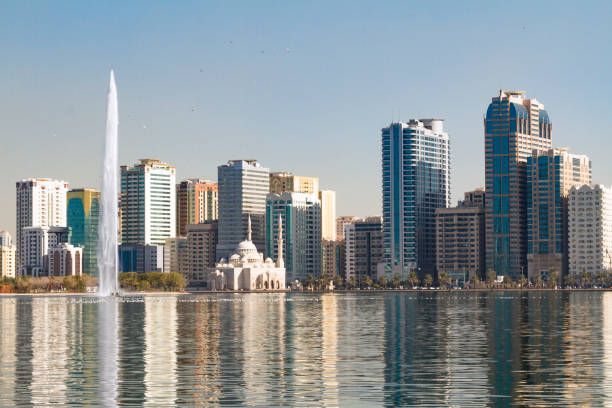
<box><xmin>0</xmin><ymin>299</ymin><xmax>16</xmax><ymax>405</ymax></box>
<box><xmin>99</xmin><ymin>298</ymin><xmax>119</xmax><ymax>407</ymax></box>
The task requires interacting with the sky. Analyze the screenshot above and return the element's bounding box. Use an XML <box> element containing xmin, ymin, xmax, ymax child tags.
<box><xmin>1</xmin><ymin>0</ymin><xmax>611</xmax><ymax>237</ymax></box>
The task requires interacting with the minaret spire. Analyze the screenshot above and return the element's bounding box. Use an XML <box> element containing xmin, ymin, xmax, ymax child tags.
<box><xmin>247</xmin><ymin>215</ymin><xmax>252</xmax><ymax>242</ymax></box>
<box><xmin>276</xmin><ymin>214</ymin><xmax>284</xmax><ymax>268</ymax></box>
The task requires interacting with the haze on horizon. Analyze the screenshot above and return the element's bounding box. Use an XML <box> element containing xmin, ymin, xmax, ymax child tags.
<box><xmin>1</xmin><ymin>0</ymin><xmax>611</xmax><ymax>237</ymax></box>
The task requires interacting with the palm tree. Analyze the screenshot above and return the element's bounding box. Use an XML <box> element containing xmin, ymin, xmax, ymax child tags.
<box><xmin>533</xmin><ymin>275</ymin><xmax>543</xmax><ymax>288</ymax></box>
<box><xmin>486</xmin><ymin>269</ymin><xmax>496</xmax><ymax>287</ymax></box>
<box><xmin>333</xmin><ymin>274</ymin><xmax>343</xmax><ymax>289</ymax></box>
<box><xmin>563</xmin><ymin>274</ymin><xmax>576</xmax><ymax>288</ymax></box>
<box><xmin>439</xmin><ymin>272</ymin><xmax>451</xmax><ymax>289</ymax></box>
<box><xmin>392</xmin><ymin>274</ymin><xmax>402</xmax><ymax>289</ymax></box>
<box><xmin>503</xmin><ymin>275</ymin><xmax>512</xmax><ymax>288</ymax></box>
<box><xmin>379</xmin><ymin>275</ymin><xmax>388</xmax><ymax>289</ymax></box>
<box><xmin>348</xmin><ymin>276</ymin><xmax>356</xmax><ymax>289</ymax></box>
<box><xmin>469</xmin><ymin>273</ymin><xmax>481</xmax><ymax>289</ymax></box>
<box><xmin>518</xmin><ymin>274</ymin><xmax>528</xmax><ymax>288</ymax></box>
<box><xmin>548</xmin><ymin>268</ymin><xmax>560</xmax><ymax>289</ymax></box>
<box><xmin>306</xmin><ymin>274</ymin><xmax>315</xmax><ymax>291</ymax></box>
<box><xmin>407</xmin><ymin>271</ymin><xmax>419</xmax><ymax>288</ymax></box>
<box><xmin>423</xmin><ymin>274</ymin><xmax>433</xmax><ymax>288</ymax></box>
<box><xmin>362</xmin><ymin>275</ymin><xmax>373</xmax><ymax>289</ymax></box>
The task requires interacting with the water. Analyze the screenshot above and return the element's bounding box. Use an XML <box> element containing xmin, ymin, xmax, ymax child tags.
<box><xmin>97</xmin><ymin>70</ymin><xmax>119</xmax><ymax>296</ymax></box>
<box><xmin>0</xmin><ymin>291</ymin><xmax>611</xmax><ymax>407</ymax></box>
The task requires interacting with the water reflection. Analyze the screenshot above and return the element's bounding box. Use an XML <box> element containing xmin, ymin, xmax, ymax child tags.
<box><xmin>0</xmin><ymin>292</ymin><xmax>611</xmax><ymax>406</ymax></box>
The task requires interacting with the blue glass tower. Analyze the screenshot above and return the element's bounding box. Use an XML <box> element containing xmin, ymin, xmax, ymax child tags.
<box><xmin>67</xmin><ymin>188</ymin><xmax>100</xmax><ymax>277</ymax></box>
<box><xmin>381</xmin><ymin>119</ymin><xmax>450</xmax><ymax>279</ymax></box>
<box><xmin>484</xmin><ymin>91</ymin><xmax>552</xmax><ymax>278</ymax></box>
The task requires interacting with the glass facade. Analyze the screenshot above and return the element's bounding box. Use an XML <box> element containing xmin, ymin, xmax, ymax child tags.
<box><xmin>484</xmin><ymin>91</ymin><xmax>552</xmax><ymax>278</ymax></box>
<box><xmin>382</xmin><ymin>119</ymin><xmax>450</xmax><ymax>278</ymax></box>
<box><xmin>67</xmin><ymin>189</ymin><xmax>100</xmax><ymax>277</ymax></box>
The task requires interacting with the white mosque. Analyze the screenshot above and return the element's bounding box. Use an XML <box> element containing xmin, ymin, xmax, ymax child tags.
<box><xmin>208</xmin><ymin>216</ymin><xmax>286</xmax><ymax>290</ymax></box>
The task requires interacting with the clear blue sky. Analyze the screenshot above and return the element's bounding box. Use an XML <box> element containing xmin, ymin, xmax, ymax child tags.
<box><xmin>1</xmin><ymin>1</ymin><xmax>611</xmax><ymax>237</ymax></box>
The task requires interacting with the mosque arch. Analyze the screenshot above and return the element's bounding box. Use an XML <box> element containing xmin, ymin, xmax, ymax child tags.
<box><xmin>264</xmin><ymin>281</ymin><xmax>269</xmax><ymax>289</ymax></box>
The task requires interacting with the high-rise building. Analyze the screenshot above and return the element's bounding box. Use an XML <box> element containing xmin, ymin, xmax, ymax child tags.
<box><xmin>485</xmin><ymin>90</ymin><xmax>552</xmax><ymax>278</ymax></box>
<box><xmin>185</xmin><ymin>222</ymin><xmax>217</xmax><ymax>285</ymax></box>
<box><xmin>269</xmin><ymin>172</ymin><xmax>319</xmax><ymax>195</ymax></box>
<box><xmin>336</xmin><ymin>216</ymin><xmax>360</xmax><ymax>241</ymax></box>
<box><xmin>20</xmin><ymin>226</ymin><xmax>70</xmax><ymax>276</ymax></box>
<box><xmin>16</xmin><ymin>178</ymin><xmax>68</xmax><ymax>270</ymax></box>
<box><xmin>67</xmin><ymin>188</ymin><xmax>100</xmax><ymax>277</ymax></box>
<box><xmin>435</xmin><ymin>190</ymin><xmax>486</xmax><ymax>281</ymax></box>
<box><xmin>266</xmin><ymin>192</ymin><xmax>322</xmax><ymax>282</ymax></box>
<box><xmin>176</xmin><ymin>179</ymin><xmax>218</xmax><ymax>236</ymax></box>
<box><xmin>0</xmin><ymin>231</ymin><xmax>11</xmax><ymax>247</ymax></box>
<box><xmin>568</xmin><ymin>185</ymin><xmax>612</xmax><ymax>277</ymax></box>
<box><xmin>526</xmin><ymin>149</ymin><xmax>591</xmax><ymax>278</ymax></box>
<box><xmin>319</xmin><ymin>190</ymin><xmax>336</xmax><ymax>241</ymax></box>
<box><xmin>322</xmin><ymin>240</ymin><xmax>339</xmax><ymax>278</ymax></box>
<box><xmin>120</xmin><ymin>159</ymin><xmax>176</xmax><ymax>246</ymax></box>
<box><xmin>381</xmin><ymin>119</ymin><xmax>451</xmax><ymax>279</ymax></box>
<box><xmin>0</xmin><ymin>245</ymin><xmax>16</xmax><ymax>278</ymax></box>
<box><xmin>48</xmin><ymin>243</ymin><xmax>82</xmax><ymax>277</ymax></box>
<box><xmin>217</xmin><ymin>160</ymin><xmax>269</xmax><ymax>260</ymax></box>
<box><xmin>344</xmin><ymin>217</ymin><xmax>384</xmax><ymax>284</ymax></box>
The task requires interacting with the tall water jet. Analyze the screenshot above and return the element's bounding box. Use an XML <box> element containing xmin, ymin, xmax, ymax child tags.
<box><xmin>98</xmin><ymin>70</ymin><xmax>119</xmax><ymax>296</ymax></box>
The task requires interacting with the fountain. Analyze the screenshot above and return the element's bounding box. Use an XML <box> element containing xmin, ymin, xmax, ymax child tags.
<box><xmin>97</xmin><ymin>70</ymin><xmax>119</xmax><ymax>296</ymax></box>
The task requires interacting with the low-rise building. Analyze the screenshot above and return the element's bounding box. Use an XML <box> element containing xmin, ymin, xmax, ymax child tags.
<box><xmin>20</xmin><ymin>226</ymin><xmax>71</xmax><ymax>276</ymax></box>
<box><xmin>48</xmin><ymin>243</ymin><xmax>83</xmax><ymax>276</ymax></box>
<box><xmin>0</xmin><ymin>245</ymin><xmax>16</xmax><ymax>278</ymax></box>
<box><xmin>118</xmin><ymin>244</ymin><xmax>164</xmax><ymax>273</ymax></box>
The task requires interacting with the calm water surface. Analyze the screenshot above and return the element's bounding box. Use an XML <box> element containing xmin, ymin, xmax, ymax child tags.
<box><xmin>0</xmin><ymin>291</ymin><xmax>611</xmax><ymax>407</ymax></box>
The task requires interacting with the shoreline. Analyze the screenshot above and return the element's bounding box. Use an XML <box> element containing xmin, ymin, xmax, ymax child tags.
<box><xmin>1</xmin><ymin>288</ymin><xmax>610</xmax><ymax>296</ymax></box>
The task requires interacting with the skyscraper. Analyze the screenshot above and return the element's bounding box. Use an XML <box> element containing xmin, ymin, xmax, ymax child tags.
<box><xmin>381</xmin><ymin>119</ymin><xmax>451</xmax><ymax>278</ymax></box>
<box><xmin>120</xmin><ymin>159</ymin><xmax>176</xmax><ymax>246</ymax></box>
<box><xmin>526</xmin><ymin>148</ymin><xmax>591</xmax><ymax>278</ymax></box>
<box><xmin>266</xmin><ymin>192</ymin><xmax>322</xmax><ymax>282</ymax></box>
<box><xmin>319</xmin><ymin>190</ymin><xmax>336</xmax><ymax>241</ymax></box>
<box><xmin>67</xmin><ymin>188</ymin><xmax>100</xmax><ymax>277</ymax></box>
<box><xmin>15</xmin><ymin>178</ymin><xmax>68</xmax><ymax>271</ymax></box>
<box><xmin>484</xmin><ymin>90</ymin><xmax>552</xmax><ymax>277</ymax></box>
<box><xmin>176</xmin><ymin>179</ymin><xmax>218</xmax><ymax>236</ymax></box>
<box><xmin>217</xmin><ymin>160</ymin><xmax>269</xmax><ymax>260</ymax></box>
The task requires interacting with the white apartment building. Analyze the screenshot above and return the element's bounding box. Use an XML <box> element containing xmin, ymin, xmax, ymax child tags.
<box><xmin>319</xmin><ymin>190</ymin><xmax>336</xmax><ymax>241</ymax></box>
<box><xmin>568</xmin><ymin>184</ymin><xmax>612</xmax><ymax>277</ymax></box>
<box><xmin>20</xmin><ymin>226</ymin><xmax>70</xmax><ymax>276</ymax></box>
<box><xmin>0</xmin><ymin>245</ymin><xmax>16</xmax><ymax>278</ymax></box>
<box><xmin>266</xmin><ymin>192</ymin><xmax>322</xmax><ymax>282</ymax></box>
<box><xmin>48</xmin><ymin>243</ymin><xmax>83</xmax><ymax>276</ymax></box>
<box><xmin>121</xmin><ymin>159</ymin><xmax>176</xmax><ymax>246</ymax></box>
<box><xmin>16</xmin><ymin>178</ymin><xmax>68</xmax><ymax>269</ymax></box>
<box><xmin>0</xmin><ymin>231</ymin><xmax>11</xmax><ymax>247</ymax></box>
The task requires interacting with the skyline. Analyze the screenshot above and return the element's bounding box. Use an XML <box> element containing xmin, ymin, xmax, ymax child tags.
<box><xmin>2</xmin><ymin>1</ymin><xmax>612</xmax><ymax>237</ymax></box>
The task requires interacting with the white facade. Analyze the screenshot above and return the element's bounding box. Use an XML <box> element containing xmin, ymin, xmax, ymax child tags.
<box><xmin>121</xmin><ymin>159</ymin><xmax>176</xmax><ymax>246</ymax></box>
<box><xmin>568</xmin><ymin>184</ymin><xmax>612</xmax><ymax>276</ymax></box>
<box><xmin>0</xmin><ymin>231</ymin><xmax>11</xmax><ymax>247</ymax></box>
<box><xmin>0</xmin><ymin>245</ymin><xmax>16</xmax><ymax>278</ymax></box>
<box><xmin>20</xmin><ymin>226</ymin><xmax>70</xmax><ymax>276</ymax></box>
<box><xmin>48</xmin><ymin>244</ymin><xmax>83</xmax><ymax>276</ymax></box>
<box><xmin>319</xmin><ymin>190</ymin><xmax>336</xmax><ymax>241</ymax></box>
<box><xmin>208</xmin><ymin>217</ymin><xmax>285</xmax><ymax>290</ymax></box>
<box><xmin>16</xmin><ymin>178</ymin><xmax>68</xmax><ymax>270</ymax></box>
<box><xmin>266</xmin><ymin>192</ymin><xmax>322</xmax><ymax>282</ymax></box>
<box><xmin>344</xmin><ymin>221</ymin><xmax>358</xmax><ymax>280</ymax></box>
<box><xmin>217</xmin><ymin>160</ymin><xmax>270</xmax><ymax>260</ymax></box>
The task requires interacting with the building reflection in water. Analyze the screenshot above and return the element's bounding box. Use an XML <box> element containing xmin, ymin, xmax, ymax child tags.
<box><xmin>0</xmin><ymin>298</ymin><xmax>16</xmax><ymax>406</ymax></box>
<box><xmin>31</xmin><ymin>297</ymin><xmax>69</xmax><ymax>406</ymax></box>
<box><xmin>604</xmin><ymin>292</ymin><xmax>612</xmax><ymax>407</ymax></box>
<box><xmin>321</xmin><ymin>293</ymin><xmax>339</xmax><ymax>407</ymax></box>
<box><xmin>144</xmin><ymin>296</ymin><xmax>178</xmax><ymax>406</ymax></box>
<box><xmin>98</xmin><ymin>298</ymin><xmax>119</xmax><ymax>406</ymax></box>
